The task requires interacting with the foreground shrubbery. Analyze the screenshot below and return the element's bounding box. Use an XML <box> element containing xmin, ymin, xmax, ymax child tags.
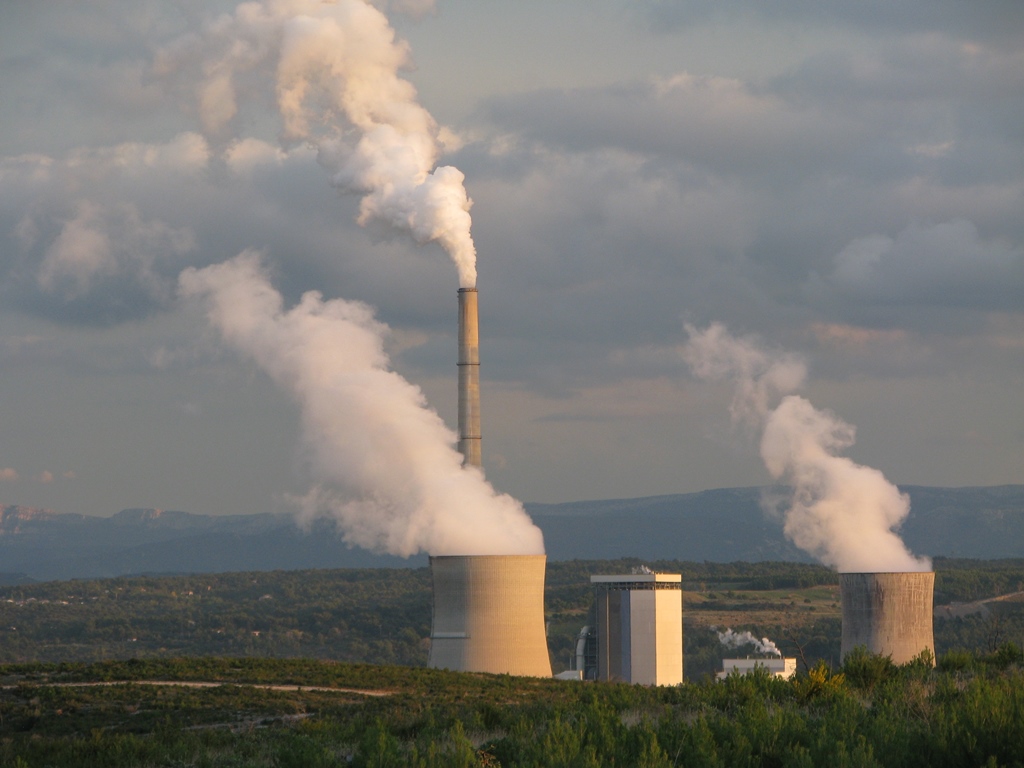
<box><xmin>2</xmin><ymin>646</ymin><xmax>1023</xmax><ymax>767</ymax></box>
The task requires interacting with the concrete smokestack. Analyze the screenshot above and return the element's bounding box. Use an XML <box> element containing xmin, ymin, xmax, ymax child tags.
<box><xmin>840</xmin><ymin>572</ymin><xmax>935</xmax><ymax>665</ymax></box>
<box><xmin>428</xmin><ymin>555</ymin><xmax>552</xmax><ymax>677</ymax></box>
<box><xmin>457</xmin><ymin>288</ymin><xmax>481</xmax><ymax>467</ymax></box>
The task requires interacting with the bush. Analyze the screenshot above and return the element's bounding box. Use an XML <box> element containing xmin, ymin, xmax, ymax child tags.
<box><xmin>840</xmin><ymin>647</ymin><xmax>895</xmax><ymax>692</ymax></box>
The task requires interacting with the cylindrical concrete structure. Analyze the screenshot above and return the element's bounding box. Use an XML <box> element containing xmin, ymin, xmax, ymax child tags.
<box><xmin>457</xmin><ymin>288</ymin><xmax>481</xmax><ymax>468</ymax></box>
<box><xmin>428</xmin><ymin>555</ymin><xmax>552</xmax><ymax>677</ymax></box>
<box><xmin>840</xmin><ymin>572</ymin><xmax>935</xmax><ymax>665</ymax></box>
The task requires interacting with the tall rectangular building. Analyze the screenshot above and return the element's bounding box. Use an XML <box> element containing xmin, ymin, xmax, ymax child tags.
<box><xmin>591</xmin><ymin>573</ymin><xmax>683</xmax><ymax>685</ymax></box>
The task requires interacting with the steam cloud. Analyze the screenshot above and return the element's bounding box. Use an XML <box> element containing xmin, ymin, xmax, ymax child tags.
<box><xmin>717</xmin><ymin>628</ymin><xmax>781</xmax><ymax>657</ymax></box>
<box><xmin>683</xmin><ymin>322</ymin><xmax>930</xmax><ymax>573</ymax></box>
<box><xmin>157</xmin><ymin>0</ymin><xmax>477</xmax><ymax>286</ymax></box>
<box><xmin>178</xmin><ymin>252</ymin><xmax>543</xmax><ymax>556</ymax></box>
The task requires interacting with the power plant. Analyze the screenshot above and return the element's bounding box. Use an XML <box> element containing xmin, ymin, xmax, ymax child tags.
<box><xmin>426</xmin><ymin>291</ymin><xmax>552</xmax><ymax>678</ymax></box>
<box><xmin>591</xmin><ymin>572</ymin><xmax>684</xmax><ymax>685</ymax></box>
<box><xmin>840</xmin><ymin>572</ymin><xmax>935</xmax><ymax>665</ymax></box>
<box><xmin>427</xmin><ymin>555</ymin><xmax>553</xmax><ymax>677</ymax></box>
<box><xmin>427</xmin><ymin>282</ymin><xmax>935</xmax><ymax>683</ymax></box>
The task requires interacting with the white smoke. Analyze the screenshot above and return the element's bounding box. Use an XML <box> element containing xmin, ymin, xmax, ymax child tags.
<box><xmin>156</xmin><ymin>0</ymin><xmax>477</xmax><ymax>286</ymax></box>
<box><xmin>683</xmin><ymin>322</ymin><xmax>931</xmax><ymax>573</ymax></box>
<box><xmin>717</xmin><ymin>628</ymin><xmax>781</xmax><ymax>657</ymax></box>
<box><xmin>178</xmin><ymin>252</ymin><xmax>543</xmax><ymax>556</ymax></box>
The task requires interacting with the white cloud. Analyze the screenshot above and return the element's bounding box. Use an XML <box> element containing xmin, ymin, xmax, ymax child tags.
<box><xmin>36</xmin><ymin>200</ymin><xmax>195</xmax><ymax>303</ymax></box>
<box><xmin>65</xmin><ymin>132</ymin><xmax>211</xmax><ymax>178</ymax></box>
<box><xmin>825</xmin><ymin>219</ymin><xmax>1022</xmax><ymax>307</ymax></box>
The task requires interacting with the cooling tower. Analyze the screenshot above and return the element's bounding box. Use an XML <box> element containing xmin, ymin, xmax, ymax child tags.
<box><xmin>840</xmin><ymin>572</ymin><xmax>935</xmax><ymax>665</ymax></box>
<box><xmin>457</xmin><ymin>287</ymin><xmax>481</xmax><ymax>467</ymax></box>
<box><xmin>428</xmin><ymin>555</ymin><xmax>552</xmax><ymax>677</ymax></box>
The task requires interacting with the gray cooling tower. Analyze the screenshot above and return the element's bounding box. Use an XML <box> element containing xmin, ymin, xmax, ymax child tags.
<box><xmin>428</xmin><ymin>555</ymin><xmax>552</xmax><ymax>677</ymax></box>
<box><xmin>840</xmin><ymin>572</ymin><xmax>935</xmax><ymax>665</ymax></box>
<box><xmin>457</xmin><ymin>288</ymin><xmax>481</xmax><ymax>467</ymax></box>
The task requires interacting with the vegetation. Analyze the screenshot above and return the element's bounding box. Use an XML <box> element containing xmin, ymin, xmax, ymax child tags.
<box><xmin>1</xmin><ymin>649</ymin><xmax>1023</xmax><ymax>766</ymax></box>
<box><xmin>0</xmin><ymin>559</ymin><xmax>1022</xmax><ymax>764</ymax></box>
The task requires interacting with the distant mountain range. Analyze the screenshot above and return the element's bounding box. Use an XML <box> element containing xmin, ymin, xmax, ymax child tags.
<box><xmin>1</xmin><ymin>485</ymin><xmax>1022</xmax><ymax>582</ymax></box>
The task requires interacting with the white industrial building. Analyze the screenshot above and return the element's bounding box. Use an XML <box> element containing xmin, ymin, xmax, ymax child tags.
<box><xmin>591</xmin><ymin>572</ymin><xmax>683</xmax><ymax>686</ymax></box>
<box><xmin>717</xmin><ymin>657</ymin><xmax>797</xmax><ymax>680</ymax></box>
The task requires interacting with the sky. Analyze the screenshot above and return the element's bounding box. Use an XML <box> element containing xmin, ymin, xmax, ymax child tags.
<box><xmin>0</xmin><ymin>0</ymin><xmax>1021</xmax><ymax>521</ymax></box>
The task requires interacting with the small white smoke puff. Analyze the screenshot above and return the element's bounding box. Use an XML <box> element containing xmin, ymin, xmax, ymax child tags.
<box><xmin>683</xmin><ymin>322</ymin><xmax>930</xmax><ymax>573</ymax></box>
<box><xmin>179</xmin><ymin>252</ymin><xmax>542</xmax><ymax>556</ymax></box>
<box><xmin>717</xmin><ymin>628</ymin><xmax>781</xmax><ymax>657</ymax></box>
<box><xmin>157</xmin><ymin>0</ymin><xmax>477</xmax><ymax>286</ymax></box>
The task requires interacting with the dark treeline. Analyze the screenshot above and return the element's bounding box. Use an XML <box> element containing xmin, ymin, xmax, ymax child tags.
<box><xmin>2</xmin><ymin>648</ymin><xmax>1023</xmax><ymax>767</ymax></box>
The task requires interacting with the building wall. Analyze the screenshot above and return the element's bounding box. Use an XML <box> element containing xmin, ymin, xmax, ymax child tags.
<box><xmin>428</xmin><ymin>555</ymin><xmax>552</xmax><ymax>677</ymax></box>
<box><xmin>629</xmin><ymin>589</ymin><xmax>656</xmax><ymax>684</ymax></box>
<box><xmin>654</xmin><ymin>588</ymin><xmax>684</xmax><ymax>685</ymax></box>
<box><xmin>717</xmin><ymin>658</ymin><xmax>797</xmax><ymax>680</ymax></box>
<box><xmin>595</xmin><ymin>588</ymin><xmax>622</xmax><ymax>681</ymax></box>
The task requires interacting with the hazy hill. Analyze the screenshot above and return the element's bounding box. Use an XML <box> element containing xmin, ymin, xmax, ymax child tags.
<box><xmin>1</xmin><ymin>485</ymin><xmax>1021</xmax><ymax>581</ymax></box>
<box><xmin>531</xmin><ymin>485</ymin><xmax>1024</xmax><ymax>562</ymax></box>
<box><xmin>0</xmin><ymin>506</ymin><xmax>424</xmax><ymax>583</ymax></box>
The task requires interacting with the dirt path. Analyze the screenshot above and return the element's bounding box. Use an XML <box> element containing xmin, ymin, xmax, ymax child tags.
<box><xmin>2</xmin><ymin>680</ymin><xmax>392</xmax><ymax>696</ymax></box>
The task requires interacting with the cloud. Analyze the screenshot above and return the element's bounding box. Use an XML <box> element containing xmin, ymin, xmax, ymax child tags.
<box><xmin>635</xmin><ymin>1</ymin><xmax>1024</xmax><ymax>45</ymax></box>
<box><xmin>0</xmin><ymin>468</ymin><xmax>18</xmax><ymax>482</ymax></box>
<box><xmin>483</xmin><ymin>73</ymin><xmax>852</xmax><ymax>179</ymax></box>
<box><xmin>818</xmin><ymin>219</ymin><xmax>1023</xmax><ymax>308</ymax></box>
<box><xmin>36</xmin><ymin>200</ymin><xmax>195</xmax><ymax>304</ymax></box>
<box><xmin>0</xmin><ymin>134</ymin><xmax>212</xmax><ymax>324</ymax></box>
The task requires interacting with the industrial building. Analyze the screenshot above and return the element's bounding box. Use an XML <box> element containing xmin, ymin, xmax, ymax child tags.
<box><xmin>591</xmin><ymin>572</ymin><xmax>684</xmax><ymax>685</ymax></box>
<box><xmin>428</xmin><ymin>554</ymin><xmax>553</xmax><ymax>677</ymax></box>
<box><xmin>717</xmin><ymin>657</ymin><xmax>797</xmax><ymax>680</ymax></box>
<box><xmin>840</xmin><ymin>572</ymin><xmax>935</xmax><ymax>665</ymax></box>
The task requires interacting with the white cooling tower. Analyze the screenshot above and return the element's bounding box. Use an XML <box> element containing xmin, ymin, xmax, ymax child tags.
<box><xmin>428</xmin><ymin>555</ymin><xmax>552</xmax><ymax>677</ymax></box>
<box><xmin>840</xmin><ymin>572</ymin><xmax>935</xmax><ymax>665</ymax></box>
<box><xmin>457</xmin><ymin>288</ymin><xmax>481</xmax><ymax>467</ymax></box>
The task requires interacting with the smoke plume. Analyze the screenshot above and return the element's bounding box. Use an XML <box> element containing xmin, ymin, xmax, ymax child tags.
<box><xmin>178</xmin><ymin>252</ymin><xmax>542</xmax><ymax>556</ymax></box>
<box><xmin>683</xmin><ymin>322</ymin><xmax>930</xmax><ymax>573</ymax></box>
<box><xmin>717</xmin><ymin>628</ymin><xmax>781</xmax><ymax>657</ymax></box>
<box><xmin>156</xmin><ymin>0</ymin><xmax>477</xmax><ymax>286</ymax></box>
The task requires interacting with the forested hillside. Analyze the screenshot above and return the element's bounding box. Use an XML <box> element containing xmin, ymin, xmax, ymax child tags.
<box><xmin>2</xmin><ymin>650</ymin><xmax>1023</xmax><ymax>767</ymax></box>
<box><xmin>1</xmin><ymin>559</ymin><xmax>1022</xmax><ymax>681</ymax></box>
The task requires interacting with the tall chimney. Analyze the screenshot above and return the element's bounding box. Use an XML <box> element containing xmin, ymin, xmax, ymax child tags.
<box><xmin>458</xmin><ymin>287</ymin><xmax>481</xmax><ymax>467</ymax></box>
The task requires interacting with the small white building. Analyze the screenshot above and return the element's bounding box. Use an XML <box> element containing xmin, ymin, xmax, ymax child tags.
<box><xmin>717</xmin><ymin>657</ymin><xmax>797</xmax><ymax>680</ymax></box>
<box><xmin>591</xmin><ymin>573</ymin><xmax>683</xmax><ymax>686</ymax></box>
